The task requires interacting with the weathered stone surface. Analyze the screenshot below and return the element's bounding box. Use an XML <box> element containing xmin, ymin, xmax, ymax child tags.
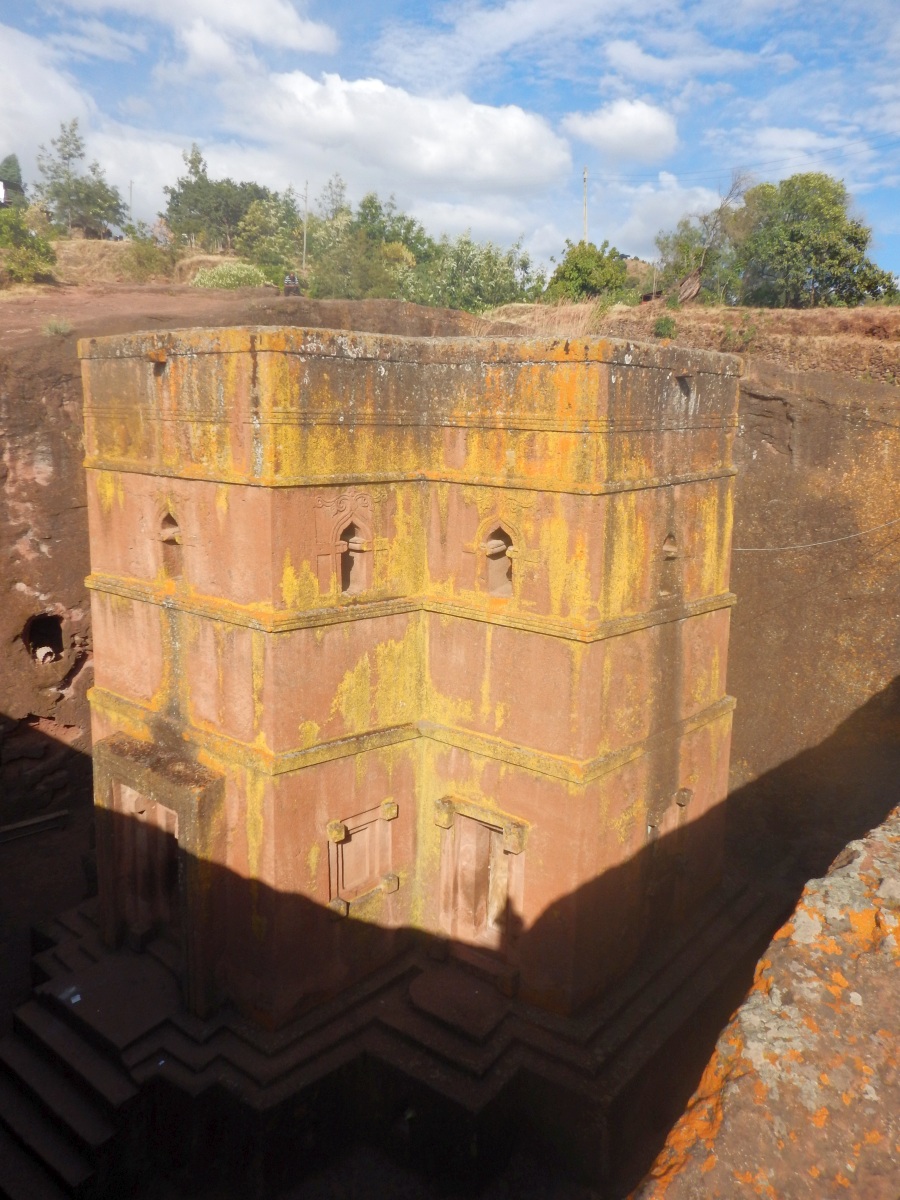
<box><xmin>635</xmin><ymin>808</ymin><xmax>900</xmax><ymax>1199</ymax></box>
<box><xmin>728</xmin><ymin>362</ymin><xmax>900</xmax><ymax>877</ymax></box>
<box><xmin>0</xmin><ymin>298</ymin><xmax>507</xmax><ymax>825</ymax></box>
<box><xmin>81</xmin><ymin>326</ymin><xmax>739</xmax><ymax>1026</ymax></box>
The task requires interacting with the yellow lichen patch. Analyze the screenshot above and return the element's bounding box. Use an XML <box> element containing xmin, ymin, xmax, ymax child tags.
<box><xmin>373</xmin><ymin>623</ymin><xmax>421</xmax><ymax>728</ymax></box>
<box><xmin>306</xmin><ymin>842</ymin><xmax>320</xmax><ymax>891</ymax></box>
<box><xmin>331</xmin><ymin>651</ymin><xmax>372</xmax><ymax>732</ymax></box>
<box><xmin>601</xmin><ymin>491</ymin><xmax>645</xmax><ymax>620</ymax></box>
<box><xmin>95</xmin><ymin>470</ymin><xmax>124</xmax><ymax>514</ymax></box>
<box><xmin>479</xmin><ymin>627</ymin><xmax>493</xmax><ymax>722</ymax></box>
<box><xmin>251</xmin><ymin>631</ymin><xmax>266</xmax><ymax>737</ymax></box>
<box><xmin>383</xmin><ymin>485</ymin><xmax>428</xmax><ymax>595</ymax></box>
<box><xmin>297</xmin><ymin>720</ymin><xmax>320</xmax><ymax>749</ymax></box>
<box><xmin>280</xmin><ymin>550</ymin><xmax>319</xmax><ymax>610</ymax></box>
<box><xmin>611</xmin><ymin>796</ymin><xmax>642</xmax><ymax>846</ymax></box>
<box><xmin>245</xmin><ymin>771</ymin><xmax>266</xmax><ymax>879</ymax></box>
<box><xmin>541</xmin><ymin>499</ymin><xmax>594</xmax><ymax>621</ymax></box>
<box><xmin>215</xmin><ymin>485</ymin><xmax>229</xmax><ymax>518</ymax></box>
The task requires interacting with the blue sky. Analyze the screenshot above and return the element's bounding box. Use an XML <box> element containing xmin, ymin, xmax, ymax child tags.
<box><xmin>2</xmin><ymin>0</ymin><xmax>900</xmax><ymax>274</ymax></box>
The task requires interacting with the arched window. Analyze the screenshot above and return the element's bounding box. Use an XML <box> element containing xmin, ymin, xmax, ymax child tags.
<box><xmin>660</xmin><ymin>532</ymin><xmax>678</xmax><ymax>598</ymax></box>
<box><xmin>160</xmin><ymin>511</ymin><xmax>183</xmax><ymax>578</ymax></box>
<box><xmin>338</xmin><ymin>522</ymin><xmax>370</xmax><ymax>595</ymax></box>
<box><xmin>484</xmin><ymin>527</ymin><xmax>513</xmax><ymax>597</ymax></box>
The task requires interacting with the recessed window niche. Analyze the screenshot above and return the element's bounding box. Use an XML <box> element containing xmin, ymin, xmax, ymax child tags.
<box><xmin>484</xmin><ymin>527</ymin><xmax>513</xmax><ymax>597</ymax></box>
<box><xmin>338</xmin><ymin>522</ymin><xmax>370</xmax><ymax>595</ymax></box>
<box><xmin>160</xmin><ymin>511</ymin><xmax>183</xmax><ymax>578</ymax></box>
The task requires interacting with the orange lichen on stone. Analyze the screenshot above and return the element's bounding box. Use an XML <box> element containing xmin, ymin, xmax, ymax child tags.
<box><xmin>632</xmin><ymin>806</ymin><xmax>900</xmax><ymax>1200</ymax></box>
<box><xmin>632</xmin><ymin>1034</ymin><xmax>738</xmax><ymax>1196</ymax></box>
<box><xmin>847</xmin><ymin>907</ymin><xmax>880</xmax><ymax>949</ymax></box>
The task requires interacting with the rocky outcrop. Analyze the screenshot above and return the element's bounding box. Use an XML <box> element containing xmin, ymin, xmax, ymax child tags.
<box><xmin>635</xmin><ymin>808</ymin><xmax>900</xmax><ymax>1199</ymax></box>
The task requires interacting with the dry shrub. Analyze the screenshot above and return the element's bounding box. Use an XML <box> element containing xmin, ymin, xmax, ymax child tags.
<box><xmin>173</xmin><ymin>255</ymin><xmax>239</xmax><ymax>284</ymax></box>
<box><xmin>485</xmin><ymin>300</ymin><xmax>604</xmax><ymax>338</ymax></box>
<box><xmin>53</xmin><ymin>240</ymin><xmax>136</xmax><ymax>285</ymax></box>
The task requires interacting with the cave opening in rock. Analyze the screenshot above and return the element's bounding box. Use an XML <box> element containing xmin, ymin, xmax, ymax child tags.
<box><xmin>24</xmin><ymin>613</ymin><xmax>64</xmax><ymax>663</ymax></box>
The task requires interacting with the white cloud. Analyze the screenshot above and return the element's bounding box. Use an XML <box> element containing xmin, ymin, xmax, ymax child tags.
<box><xmin>603</xmin><ymin>174</ymin><xmax>721</xmax><ymax>260</ymax></box>
<box><xmin>52</xmin><ymin>0</ymin><xmax>337</xmax><ymax>53</ymax></box>
<box><xmin>604</xmin><ymin>37</ymin><xmax>757</xmax><ymax>85</ymax></box>
<box><xmin>0</xmin><ymin>26</ymin><xmax>93</xmax><ymax>166</ymax></box>
<box><xmin>160</xmin><ymin>17</ymin><xmax>257</xmax><ymax>77</ymax></box>
<box><xmin>375</xmin><ymin>0</ymin><xmax>648</xmax><ymax>92</ymax></box>
<box><xmin>562</xmin><ymin>99</ymin><xmax>677</xmax><ymax>164</ymax></box>
<box><xmin>226</xmin><ymin>71</ymin><xmax>572</xmax><ymax>193</ymax></box>
<box><xmin>48</xmin><ymin>17</ymin><xmax>146</xmax><ymax>61</ymax></box>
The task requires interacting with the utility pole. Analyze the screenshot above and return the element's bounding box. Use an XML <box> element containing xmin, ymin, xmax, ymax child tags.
<box><xmin>302</xmin><ymin>181</ymin><xmax>309</xmax><ymax>274</ymax></box>
<box><xmin>583</xmin><ymin>166</ymin><xmax>588</xmax><ymax>243</ymax></box>
<box><xmin>129</xmin><ymin>180</ymin><xmax>133</xmax><ymax>224</ymax></box>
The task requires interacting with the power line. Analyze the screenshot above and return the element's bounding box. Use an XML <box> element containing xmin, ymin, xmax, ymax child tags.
<box><xmin>733</xmin><ymin>515</ymin><xmax>900</xmax><ymax>552</ymax></box>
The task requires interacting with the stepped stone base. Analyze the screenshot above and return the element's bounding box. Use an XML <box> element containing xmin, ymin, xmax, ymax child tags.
<box><xmin>0</xmin><ymin>874</ymin><xmax>793</xmax><ymax>1198</ymax></box>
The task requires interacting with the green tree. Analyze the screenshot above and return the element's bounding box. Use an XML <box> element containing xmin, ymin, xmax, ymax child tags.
<box><xmin>307</xmin><ymin>182</ymin><xmax>435</xmax><ymax>301</ymax></box>
<box><xmin>163</xmin><ymin>146</ymin><xmax>271</xmax><ymax>251</ymax></box>
<box><xmin>35</xmin><ymin>119</ymin><xmax>125</xmax><ymax>236</ymax></box>
<box><xmin>654</xmin><ymin>174</ymin><xmax>747</xmax><ymax>303</ymax></box>
<box><xmin>351</xmin><ymin>192</ymin><xmax>436</xmax><ymax>264</ymax></box>
<box><xmin>737</xmin><ymin>173</ymin><xmax>896</xmax><ymax>307</ymax></box>
<box><xmin>0</xmin><ymin>208</ymin><xmax>56</xmax><ymax>282</ymax></box>
<box><xmin>410</xmin><ymin>232</ymin><xmax>544</xmax><ymax>311</ymax></box>
<box><xmin>0</xmin><ymin>154</ymin><xmax>26</xmax><ymax>207</ymax></box>
<box><xmin>544</xmin><ymin>239</ymin><xmax>628</xmax><ymax>301</ymax></box>
<box><xmin>235</xmin><ymin>191</ymin><xmax>303</xmax><ymax>277</ymax></box>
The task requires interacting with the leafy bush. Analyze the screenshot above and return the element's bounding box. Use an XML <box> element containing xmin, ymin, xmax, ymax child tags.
<box><xmin>653</xmin><ymin>315</ymin><xmax>677</xmax><ymax>339</ymax></box>
<box><xmin>544</xmin><ymin>240</ymin><xmax>627</xmax><ymax>302</ymax></box>
<box><xmin>0</xmin><ymin>208</ymin><xmax>56</xmax><ymax>283</ymax></box>
<box><xmin>122</xmin><ymin>240</ymin><xmax>175</xmax><ymax>283</ymax></box>
<box><xmin>191</xmin><ymin>262</ymin><xmax>268</xmax><ymax>289</ymax></box>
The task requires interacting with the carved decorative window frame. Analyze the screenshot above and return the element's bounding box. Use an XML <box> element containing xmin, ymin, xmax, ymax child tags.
<box><xmin>314</xmin><ymin>491</ymin><xmax>387</xmax><ymax>597</ymax></box>
<box><xmin>465</xmin><ymin>516</ymin><xmax>536</xmax><ymax>599</ymax></box>
<box><xmin>434</xmin><ymin>795</ymin><xmax>527</xmax><ymax>962</ymax></box>
<box><xmin>325</xmin><ymin>799</ymin><xmax>400</xmax><ymax>916</ymax></box>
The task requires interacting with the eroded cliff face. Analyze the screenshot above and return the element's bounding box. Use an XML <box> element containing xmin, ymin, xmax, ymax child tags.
<box><xmin>0</xmin><ymin>339</ymin><xmax>93</xmax><ymax>822</ymax></box>
<box><xmin>728</xmin><ymin>362</ymin><xmax>900</xmax><ymax>875</ymax></box>
<box><xmin>635</xmin><ymin>806</ymin><xmax>900</xmax><ymax>1199</ymax></box>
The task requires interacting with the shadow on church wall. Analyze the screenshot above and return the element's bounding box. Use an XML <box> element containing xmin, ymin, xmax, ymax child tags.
<box><xmin>1</xmin><ymin>676</ymin><xmax>897</xmax><ymax>1196</ymax></box>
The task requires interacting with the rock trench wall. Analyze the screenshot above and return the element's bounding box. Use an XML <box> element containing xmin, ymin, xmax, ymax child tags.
<box><xmin>3</xmin><ymin>318</ymin><xmax>897</xmax><ymax>857</ymax></box>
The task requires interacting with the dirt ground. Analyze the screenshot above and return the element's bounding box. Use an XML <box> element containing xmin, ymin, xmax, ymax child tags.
<box><xmin>0</xmin><ymin>281</ymin><xmax>501</xmax><ymax>356</ymax></box>
<box><xmin>4</xmin><ymin>280</ymin><xmax>900</xmax><ymax>383</ymax></box>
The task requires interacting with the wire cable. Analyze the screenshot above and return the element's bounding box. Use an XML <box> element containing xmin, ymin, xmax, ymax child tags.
<box><xmin>734</xmin><ymin>515</ymin><xmax>900</xmax><ymax>551</ymax></box>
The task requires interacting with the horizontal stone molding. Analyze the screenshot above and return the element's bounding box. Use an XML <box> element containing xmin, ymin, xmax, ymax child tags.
<box><xmin>89</xmin><ymin>686</ymin><xmax>735</xmax><ymax>786</ymax></box>
<box><xmin>86</xmin><ymin>572</ymin><xmax>736</xmax><ymax>643</ymax></box>
<box><xmin>82</xmin><ymin>461</ymin><xmax>737</xmax><ymax>496</ymax></box>
<box><xmin>78</xmin><ymin>326</ymin><xmax>743</xmax><ymax>376</ymax></box>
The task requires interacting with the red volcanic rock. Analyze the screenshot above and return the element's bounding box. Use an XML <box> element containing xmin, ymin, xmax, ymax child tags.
<box><xmin>635</xmin><ymin>808</ymin><xmax>900</xmax><ymax>1199</ymax></box>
